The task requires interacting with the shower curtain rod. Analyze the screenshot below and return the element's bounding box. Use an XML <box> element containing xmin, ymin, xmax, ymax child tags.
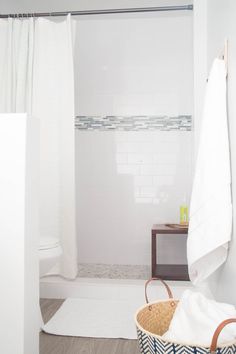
<box><xmin>0</xmin><ymin>5</ymin><xmax>193</xmax><ymax>18</ymax></box>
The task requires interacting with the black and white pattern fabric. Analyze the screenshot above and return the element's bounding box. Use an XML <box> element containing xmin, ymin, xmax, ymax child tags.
<box><xmin>137</xmin><ymin>328</ymin><xmax>236</xmax><ymax>354</ymax></box>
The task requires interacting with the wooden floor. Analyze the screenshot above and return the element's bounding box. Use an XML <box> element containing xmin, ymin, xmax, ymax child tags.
<box><xmin>40</xmin><ymin>299</ymin><xmax>140</xmax><ymax>354</ymax></box>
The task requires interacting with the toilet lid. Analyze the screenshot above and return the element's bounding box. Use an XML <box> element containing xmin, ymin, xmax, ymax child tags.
<box><xmin>39</xmin><ymin>237</ymin><xmax>60</xmax><ymax>250</ymax></box>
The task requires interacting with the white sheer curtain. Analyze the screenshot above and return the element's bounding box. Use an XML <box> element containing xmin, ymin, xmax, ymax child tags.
<box><xmin>0</xmin><ymin>15</ymin><xmax>78</xmax><ymax>279</ymax></box>
<box><xmin>0</xmin><ymin>18</ymin><xmax>34</xmax><ymax>112</ymax></box>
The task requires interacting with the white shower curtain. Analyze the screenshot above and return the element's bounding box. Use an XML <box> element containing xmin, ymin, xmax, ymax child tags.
<box><xmin>0</xmin><ymin>15</ymin><xmax>78</xmax><ymax>279</ymax></box>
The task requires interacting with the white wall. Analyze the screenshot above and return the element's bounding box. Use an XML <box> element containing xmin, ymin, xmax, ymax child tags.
<box><xmin>193</xmin><ymin>0</ymin><xmax>207</xmax><ymax>157</ymax></box>
<box><xmin>74</xmin><ymin>11</ymin><xmax>193</xmax><ymax>116</ymax></box>
<box><xmin>75</xmin><ymin>10</ymin><xmax>193</xmax><ymax>265</ymax></box>
<box><xmin>205</xmin><ymin>0</ymin><xmax>236</xmax><ymax>305</ymax></box>
<box><xmin>0</xmin><ymin>114</ymin><xmax>39</xmax><ymax>354</ymax></box>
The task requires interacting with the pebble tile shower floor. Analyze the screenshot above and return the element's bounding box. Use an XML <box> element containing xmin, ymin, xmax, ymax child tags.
<box><xmin>77</xmin><ymin>264</ymin><xmax>150</xmax><ymax>279</ymax></box>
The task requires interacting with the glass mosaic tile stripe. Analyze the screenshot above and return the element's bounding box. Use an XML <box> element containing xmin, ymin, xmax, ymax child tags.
<box><xmin>75</xmin><ymin>115</ymin><xmax>192</xmax><ymax>131</ymax></box>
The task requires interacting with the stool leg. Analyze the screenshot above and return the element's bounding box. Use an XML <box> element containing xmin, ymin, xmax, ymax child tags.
<box><xmin>151</xmin><ymin>232</ymin><xmax>157</xmax><ymax>277</ymax></box>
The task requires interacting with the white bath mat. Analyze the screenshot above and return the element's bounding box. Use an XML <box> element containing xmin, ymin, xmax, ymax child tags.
<box><xmin>43</xmin><ymin>297</ymin><xmax>142</xmax><ymax>339</ymax></box>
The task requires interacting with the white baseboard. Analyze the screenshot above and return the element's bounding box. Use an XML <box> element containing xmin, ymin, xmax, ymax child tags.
<box><xmin>40</xmin><ymin>276</ymin><xmax>192</xmax><ymax>300</ymax></box>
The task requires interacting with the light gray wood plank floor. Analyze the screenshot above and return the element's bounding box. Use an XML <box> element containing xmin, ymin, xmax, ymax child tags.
<box><xmin>40</xmin><ymin>299</ymin><xmax>140</xmax><ymax>354</ymax></box>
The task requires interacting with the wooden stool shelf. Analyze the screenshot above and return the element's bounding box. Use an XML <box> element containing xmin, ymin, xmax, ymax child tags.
<box><xmin>151</xmin><ymin>224</ymin><xmax>189</xmax><ymax>281</ymax></box>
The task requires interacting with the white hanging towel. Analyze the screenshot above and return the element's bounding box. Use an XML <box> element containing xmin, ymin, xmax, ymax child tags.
<box><xmin>187</xmin><ymin>58</ymin><xmax>232</xmax><ymax>285</ymax></box>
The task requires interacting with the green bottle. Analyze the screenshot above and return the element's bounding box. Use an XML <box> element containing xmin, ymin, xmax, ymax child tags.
<box><xmin>180</xmin><ymin>197</ymin><xmax>188</xmax><ymax>225</ymax></box>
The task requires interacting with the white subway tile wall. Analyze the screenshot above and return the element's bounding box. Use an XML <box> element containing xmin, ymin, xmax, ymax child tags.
<box><xmin>76</xmin><ymin>130</ymin><xmax>192</xmax><ymax>265</ymax></box>
<box><xmin>115</xmin><ymin>131</ymin><xmax>191</xmax><ymax>204</ymax></box>
<box><xmin>74</xmin><ymin>12</ymin><xmax>193</xmax><ymax>267</ymax></box>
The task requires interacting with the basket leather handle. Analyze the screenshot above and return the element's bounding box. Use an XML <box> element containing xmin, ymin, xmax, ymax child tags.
<box><xmin>210</xmin><ymin>318</ymin><xmax>236</xmax><ymax>353</ymax></box>
<box><xmin>145</xmin><ymin>277</ymin><xmax>173</xmax><ymax>304</ymax></box>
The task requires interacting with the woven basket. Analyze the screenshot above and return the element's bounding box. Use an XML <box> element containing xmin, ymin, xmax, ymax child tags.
<box><xmin>135</xmin><ymin>277</ymin><xmax>236</xmax><ymax>354</ymax></box>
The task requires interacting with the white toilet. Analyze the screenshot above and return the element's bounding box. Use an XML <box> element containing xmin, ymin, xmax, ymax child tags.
<box><xmin>39</xmin><ymin>237</ymin><xmax>62</xmax><ymax>277</ymax></box>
